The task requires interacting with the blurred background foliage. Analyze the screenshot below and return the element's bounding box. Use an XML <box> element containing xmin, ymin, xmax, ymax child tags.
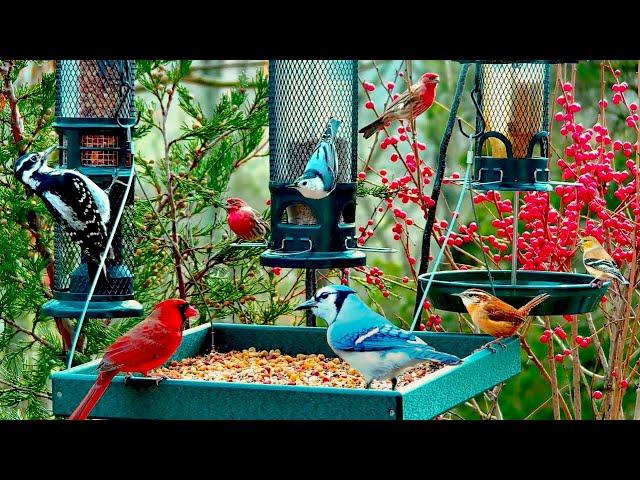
<box><xmin>0</xmin><ymin>60</ymin><xmax>638</xmax><ymax>419</ymax></box>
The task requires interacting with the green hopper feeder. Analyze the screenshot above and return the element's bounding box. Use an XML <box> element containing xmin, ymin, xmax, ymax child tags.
<box><xmin>41</xmin><ymin>60</ymin><xmax>143</xmax><ymax>320</ymax></box>
<box><xmin>412</xmin><ymin>61</ymin><xmax>608</xmax><ymax>326</ymax></box>
<box><xmin>259</xmin><ymin>60</ymin><xmax>367</xmax><ymax>270</ymax></box>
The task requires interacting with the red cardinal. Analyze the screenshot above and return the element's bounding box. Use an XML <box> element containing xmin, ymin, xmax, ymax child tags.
<box><xmin>68</xmin><ymin>299</ymin><xmax>198</xmax><ymax>420</ymax></box>
<box><xmin>359</xmin><ymin>72</ymin><xmax>440</xmax><ymax>139</ymax></box>
<box><xmin>223</xmin><ymin>197</ymin><xmax>270</xmax><ymax>241</ymax></box>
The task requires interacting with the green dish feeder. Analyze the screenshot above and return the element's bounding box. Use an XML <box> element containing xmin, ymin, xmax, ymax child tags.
<box><xmin>259</xmin><ymin>60</ymin><xmax>366</xmax><ymax>269</ymax></box>
<box><xmin>419</xmin><ymin>270</ymin><xmax>609</xmax><ymax>315</ymax></box>
<box><xmin>43</xmin><ymin>60</ymin><xmax>142</xmax><ymax>319</ymax></box>
<box><xmin>51</xmin><ymin>323</ymin><xmax>521</xmax><ymax>420</ymax></box>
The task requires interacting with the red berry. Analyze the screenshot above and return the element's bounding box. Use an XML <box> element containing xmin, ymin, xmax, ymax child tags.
<box><xmin>365</xmin><ymin>100</ymin><xmax>375</xmax><ymax>110</ymax></box>
<box><xmin>631</xmin><ymin>102</ymin><xmax>639</xmax><ymax>112</ymax></box>
<box><xmin>419</xmin><ymin>323</ymin><xmax>425</xmax><ymax>331</ymax></box>
<box><xmin>402</xmin><ymin>275</ymin><xmax>409</xmax><ymax>283</ymax></box>
<box><xmin>382</xmin><ymin>290</ymin><xmax>390</xmax><ymax>298</ymax></box>
<box><xmin>390</xmin><ymin>153</ymin><xmax>399</xmax><ymax>162</ymax></box>
<box><xmin>272</xmin><ymin>267</ymin><xmax>282</xmax><ymax>276</ymax></box>
<box><xmin>562</xmin><ymin>82</ymin><xmax>573</xmax><ymax>92</ymax></box>
<box><xmin>540</xmin><ymin>333</ymin><xmax>550</xmax><ymax>344</ymax></box>
<box><xmin>363</xmin><ymin>82</ymin><xmax>375</xmax><ymax>92</ymax></box>
<box><xmin>554</xmin><ymin>353</ymin><xmax>565</xmax><ymax>363</ymax></box>
<box><xmin>266</xmin><ymin>199</ymin><xmax>271</xmax><ymax>206</ymax></box>
<box><xmin>563</xmin><ymin>348</ymin><xmax>571</xmax><ymax>357</ymax></box>
<box><xmin>592</xmin><ymin>390</ymin><xmax>603</xmax><ymax>400</ymax></box>
<box><xmin>553</xmin><ymin>326</ymin><xmax>567</xmax><ymax>340</ymax></box>
<box><xmin>386</xmin><ymin>82</ymin><xmax>395</xmax><ymax>91</ymax></box>
<box><xmin>379</xmin><ymin>169</ymin><xmax>388</xmax><ymax>176</ymax></box>
<box><xmin>358</xmin><ymin>172</ymin><xmax>366</xmax><ymax>180</ymax></box>
<box><xmin>620</xmin><ymin>379</ymin><xmax>630</xmax><ymax>389</ymax></box>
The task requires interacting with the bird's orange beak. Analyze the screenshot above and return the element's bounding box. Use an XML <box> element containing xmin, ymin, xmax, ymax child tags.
<box><xmin>184</xmin><ymin>305</ymin><xmax>199</xmax><ymax>318</ymax></box>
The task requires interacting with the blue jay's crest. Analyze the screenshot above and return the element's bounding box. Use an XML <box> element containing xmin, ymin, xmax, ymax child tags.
<box><xmin>289</xmin><ymin>117</ymin><xmax>341</xmax><ymax>200</ymax></box>
<box><xmin>297</xmin><ymin>284</ymin><xmax>463</xmax><ymax>387</ymax></box>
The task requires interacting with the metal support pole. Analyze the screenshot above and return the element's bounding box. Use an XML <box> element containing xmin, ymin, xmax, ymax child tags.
<box><xmin>511</xmin><ymin>191</ymin><xmax>519</xmax><ymax>286</ymax></box>
<box><xmin>305</xmin><ymin>268</ymin><xmax>317</xmax><ymax>326</ymax></box>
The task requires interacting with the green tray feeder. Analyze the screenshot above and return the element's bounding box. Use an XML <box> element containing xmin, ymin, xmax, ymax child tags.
<box><xmin>411</xmin><ymin>60</ymin><xmax>605</xmax><ymax>326</ymax></box>
<box><xmin>51</xmin><ymin>323</ymin><xmax>521</xmax><ymax>420</ymax></box>
<box><xmin>259</xmin><ymin>60</ymin><xmax>366</xmax><ymax>270</ymax></box>
<box><xmin>42</xmin><ymin>60</ymin><xmax>142</xmax><ymax>319</ymax></box>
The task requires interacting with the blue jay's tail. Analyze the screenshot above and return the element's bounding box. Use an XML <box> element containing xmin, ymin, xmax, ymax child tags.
<box><xmin>417</xmin><ymin>347</ymin><xmax>463</xmax><ymax>365</ymax></box>
<box><xmin>322</xmin><ymin>118</ymin><xmax>342</xmax><ymax>141</ymax></box>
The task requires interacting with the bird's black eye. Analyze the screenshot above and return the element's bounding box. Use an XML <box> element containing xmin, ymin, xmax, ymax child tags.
<box><xmin>302</xmin><ymin>181</ymin><xmax>307</xmax><ymax>186</ymax></box>
<box><xmin>319</xmin><ymin>292</ymin><xmax>329</xmax><ymax>300</ymax></box>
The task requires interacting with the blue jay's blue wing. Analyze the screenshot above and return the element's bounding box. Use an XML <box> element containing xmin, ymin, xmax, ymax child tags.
<box><xmin>331</xmin><ymin>322</ymin><xmax>461</xmax><ymax>365</ymax></box>
<box><xmin>302</xmin><ymin>118</ymin><xmax>341</xmax><ymax>191</ymax></box>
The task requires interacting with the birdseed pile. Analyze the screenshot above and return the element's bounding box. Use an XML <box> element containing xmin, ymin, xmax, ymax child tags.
<box><xmin>151</xmin><ymin>348</ymin><xmax>445</xmax><ymax>390</ymax></box>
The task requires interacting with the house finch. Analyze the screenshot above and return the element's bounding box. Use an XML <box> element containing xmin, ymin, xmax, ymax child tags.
<box><xmin>454</xmin><ymin>289</ymin><xmax>550</xmax><ymax>351</ymax></box>
<box><xmin>69</xmin><ymin>299</ymin><xmax>199</xmax><ymax>420</ymax></box>
<box><xmin>223</xmin><ymin>197</ymin><xmax>270</xmax><ymax>241</ymax></box>
<box><xmin>359</xmin><ymin>72</ymin><xmax>440</xmax><ymax>139</ymax></box>
<box><xmin>578</xmin><ymin>236</ymin><xmax>628</xmax><ymax>287</ymax></box>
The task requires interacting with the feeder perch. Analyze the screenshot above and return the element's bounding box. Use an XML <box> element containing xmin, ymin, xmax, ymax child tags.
<box><xmin>468</xmin><ymin>61</ymin><xmax>554</xmax><ymax>192</ymax></box>
<box><xmin>42</xmin><ymin>60</ymin><xmax>143</xmax><ymax>319</ymax></box>
<box><xmin>51</xmin><ymin>323</ymin><xmax>521</xmax><ymax>420</ymax></box>
<box><xmin>260</xmin><ymin>60</ymin><xmax>366</xmax><ymax>269</ymax></box>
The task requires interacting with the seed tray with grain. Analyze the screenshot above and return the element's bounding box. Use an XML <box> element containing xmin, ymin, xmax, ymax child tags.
<box><xmin>151</xmin><ymin>347</ymin><xmax>444</xmax><ymax>390</ymax></box>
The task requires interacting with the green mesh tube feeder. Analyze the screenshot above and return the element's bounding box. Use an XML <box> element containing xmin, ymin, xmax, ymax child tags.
<box><xmin>259</xmin><ymin>60</ymin><xmax>367</xmax><ymax>269</ymax></box>
<box><xmin>41</xmin><ymin>60</ymin><xmax>142</xmax><ymax>319</ymax></box>
<box><xmin>411</xmin><ymin>60</ymin><xmax>606</xmax><ymax>325</ymax></box>
<box><xmin>469</xmin><ymin>61</ymin><xmax>554</xmax><ymax>192</ymax></box>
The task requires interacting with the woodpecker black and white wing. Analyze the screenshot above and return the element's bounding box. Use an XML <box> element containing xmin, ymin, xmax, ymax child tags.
<box><xmin>36</xmin><ymin>172</ymin><xmax>109</xmax><ymax>260</ymax></box>
<box><xmin>69</xmin><ymin>170</ymin><xmax>111</xmax><ymax>225</ymax></box>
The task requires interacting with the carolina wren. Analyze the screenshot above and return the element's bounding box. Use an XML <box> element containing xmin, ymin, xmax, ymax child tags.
<box><xmin>454</xmin><ymin>289</ymin><xmax>550</xmax><ymax>351</ymax></box>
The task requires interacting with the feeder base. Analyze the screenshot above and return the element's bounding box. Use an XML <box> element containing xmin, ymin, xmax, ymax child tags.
<box><xmin>419</xmin><ymin>270</ymin><xmax>609</xmax><ymax>315</ymax></box>
<box><xmin>41</xmin><ymin>299</ymin><xmax>144</xmax><ymax>319</ymax></box>
<box><xmin>260</xmin><ymin>249</ymin><xmax>366</xmax><ymax>269</ymax></box>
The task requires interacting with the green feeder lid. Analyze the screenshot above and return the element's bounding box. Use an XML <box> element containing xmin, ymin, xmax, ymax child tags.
<box><xmin>42</xmin><ymin>299</ymin><xmax>144</xmax><ymax>319</ymax></box>
<box><xmin>419</xmin><ymin>270</ymin><xmax>609</xmax><ymax>315</ymax></box>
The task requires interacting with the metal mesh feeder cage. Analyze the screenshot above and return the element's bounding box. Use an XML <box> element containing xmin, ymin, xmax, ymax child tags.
<box><xmin>411</xmin><ymin>61</ymin><xmax>608</xmax><ymax>326</ymax></box>
<box><xmin>260</xmin><ymin>60</ymin><xmax>366</xmax><ymax>269</ymax></box>
<box><xmin>42</xmin><ymin>60</ymin><xmax>143</xmax><ymax>319</ymax></box>
<box><xmin>470</xmin><ymin>61</ymin><xmax>553</xmax><ymax>192</ymax></box>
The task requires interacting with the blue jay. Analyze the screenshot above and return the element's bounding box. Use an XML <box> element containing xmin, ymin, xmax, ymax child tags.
<box><xmin>288</xmin><ymin>117</ymin><xmax>341</xmax><ymax>200</ymax></box>
<box><xmin>295</xmin><ymin>285</ymin><xmax>462</xmax><ymax>390</ymax></box>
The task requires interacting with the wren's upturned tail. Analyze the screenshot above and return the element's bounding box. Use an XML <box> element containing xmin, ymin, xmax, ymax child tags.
<box><xmin>517</xmin><ymin>293</ymin><xmax>550</xmax><ymax>316</ymax></box>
